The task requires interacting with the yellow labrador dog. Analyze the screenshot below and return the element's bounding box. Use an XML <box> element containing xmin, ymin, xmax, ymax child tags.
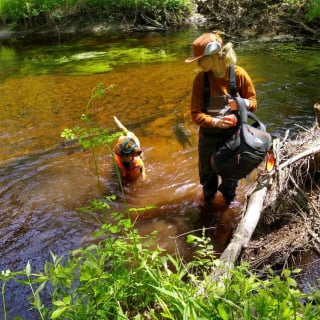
<box><xmin>113</xmin><ymin>116</ymin><xmax>146</xmax><ymax>182</ymax></box>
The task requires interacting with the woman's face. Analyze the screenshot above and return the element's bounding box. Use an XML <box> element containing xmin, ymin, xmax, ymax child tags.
<box><xmin>198</xmin><ymin>54</ymin><xmax>226</xmax><ymax>78</ymax></box>
<box><xmin>197</xmin><ymin>55</ymin><xmax>214</xmax><ymax>72</ymax></box>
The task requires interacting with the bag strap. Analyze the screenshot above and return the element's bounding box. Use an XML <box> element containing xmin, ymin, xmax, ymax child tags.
<box><xmin>235</xmin><ymin>96</ymin><xmax>266</xmax><ymax>132</ymax></box>
<box><xmin>202</xmin><ymin>64</ymin><xmax>237</xmax><ymax>112</ymax></box>
<box><xmin>202</xmin><ymin>72</ymin><xmax>210</xmax><ymax>112</ymax></box>
<box><xmin>235</xmin><ymin>97</ymin><xmax>248</xmax><ymax>123</ymax></box>
<box><xmin>232</xmin><ymin>67</ymin><xmax>265</xmax><ymax>131</ymax></box>
<box><xmin>229</xmin><ymin>64</ymin><xmax>237</xmax><ymax>97</ymax></box>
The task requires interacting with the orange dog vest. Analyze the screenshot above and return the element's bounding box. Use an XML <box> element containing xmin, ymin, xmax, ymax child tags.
<box><xmin>114</xmin><ymin>153</ymin><xmax>143</xmax><ymax>180</ymax></box>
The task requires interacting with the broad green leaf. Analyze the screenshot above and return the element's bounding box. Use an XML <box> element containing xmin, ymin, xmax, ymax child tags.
<box><xmin>52</xmin><ymin>300</ymin><xmax>66</xmax><ymax>307</ymax></box>
<box><xmin>52</xmin><ymin>306</ymin><xmax>68</xmax><ymax>319</ymax></box>
<box><xmin>34</xmin><ymin>280</ymin><xmax>47</xmax><ymax>296</ymax></box>
<box><xmin>217</xmin><ymin>303</ymin><xmax>228</xmax><ymax>320</ymax></box>
<box><xmin>282</xmin><ymin>269</ymin><xmax>291</xmax><ymax>278</ymax></box>
<box><xmin>287</xmin><ymin>277</ymin><xmax>298</xmax><ymax>287</ymax></box>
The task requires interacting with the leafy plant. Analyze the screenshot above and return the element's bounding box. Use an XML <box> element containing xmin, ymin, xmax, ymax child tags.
<box><xmin>305</xmin><ymin>0</ymin><xmax>320</xmax><ymax>22</ymax></box>
<box><xmin>61</xmin><ymin>82</ymin><xmax>122</xmax><ymax>198</ymax></box>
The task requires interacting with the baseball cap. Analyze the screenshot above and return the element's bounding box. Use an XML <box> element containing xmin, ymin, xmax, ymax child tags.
<box><xmin>185</xmin><ymin>32</ymin><xmax>223</xmax><ymax>63</ymax></box>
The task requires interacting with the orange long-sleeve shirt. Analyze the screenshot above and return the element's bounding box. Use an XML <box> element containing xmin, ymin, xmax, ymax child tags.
<box><xmin>191</xmin><ymin>64</ymin><xmax>257</xmax><ymax>128</ymax></box>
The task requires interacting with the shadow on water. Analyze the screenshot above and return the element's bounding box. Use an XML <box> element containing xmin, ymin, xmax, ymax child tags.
<box><xmin>1</xmin><ymin>30</ymin><xmax>320</xmax><ymax>318</ymax></box>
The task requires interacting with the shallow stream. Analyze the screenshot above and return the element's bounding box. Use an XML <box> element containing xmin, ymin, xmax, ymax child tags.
<box><xmin>1</xmin><ymin>29</ymin><xmax>320</xmax><ymax>318</ymax></box>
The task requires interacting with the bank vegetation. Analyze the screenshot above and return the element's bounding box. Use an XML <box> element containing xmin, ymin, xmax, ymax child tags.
<box><xmin>0</xmin><ymin>0</ymin><xmax>319</xmax><ymax>38</ymax></box>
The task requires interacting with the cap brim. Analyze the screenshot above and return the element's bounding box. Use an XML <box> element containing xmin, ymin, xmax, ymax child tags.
<box><xmin>185</xmin><ymin>55</ymin><xmax>204</xmax><ymax>63</ymax></box>
<box><xmin>185</xmin><ymin>41</ymin><xmax>221</xmax><ymax>63</ymax></box>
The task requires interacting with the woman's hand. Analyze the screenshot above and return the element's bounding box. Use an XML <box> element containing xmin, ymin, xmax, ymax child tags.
<box><xmin>228</xmin><ymin>99</ymin><xmax>238</xmax><ymax>110</ymax></box>
<box><xmin>212</xmin><ymin>115</ymin><xmax>237</xmax><ymax>128</ymax></box>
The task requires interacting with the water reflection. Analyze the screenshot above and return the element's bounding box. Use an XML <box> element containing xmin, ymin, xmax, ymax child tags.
<box><xmin>1</xmin><ymin>30</ymin><xmax>320</xmax><ymax>318</ymax></box>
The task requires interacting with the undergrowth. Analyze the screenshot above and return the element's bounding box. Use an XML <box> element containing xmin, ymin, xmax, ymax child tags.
<box><xmin>1</xmin><ymin>215</ymin><xmax>320</xmax><ymax>319</ymax></box>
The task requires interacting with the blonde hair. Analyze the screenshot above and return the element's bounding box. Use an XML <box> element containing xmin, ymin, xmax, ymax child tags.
<box><xmin>209</xmin><ymin>41</ymin><xmax>237</xmax><ymax>78</ymax></box>
<box><xmin>220</xmin><ymin>42</ymin><xmax>237</xmax><ymax>64</ymax></box>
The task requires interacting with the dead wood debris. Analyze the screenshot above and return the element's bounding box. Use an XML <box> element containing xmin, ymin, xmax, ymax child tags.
<box><xmin>241</xmin><ymin>124</ymin><xmax>320</xmax><ymax>274</ymax></box>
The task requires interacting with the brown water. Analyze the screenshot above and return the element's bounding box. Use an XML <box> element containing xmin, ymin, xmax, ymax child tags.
<box><xmin>1</xmin><ymin>30</ymin><xmax>320</xmax><ymax>318</ymax></box>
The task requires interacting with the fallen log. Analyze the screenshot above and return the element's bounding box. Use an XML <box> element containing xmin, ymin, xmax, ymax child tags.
<box><xmin>217</xmin><ymin>185</ymin><xmax>268</xmax><ymax>271</ymax></box>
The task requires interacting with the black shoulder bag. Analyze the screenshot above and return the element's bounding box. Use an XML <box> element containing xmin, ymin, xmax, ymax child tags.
<box><xmin>213</xmin><ymin>64</ymin><xmax>272</xmax><ymax>180</ymax></box>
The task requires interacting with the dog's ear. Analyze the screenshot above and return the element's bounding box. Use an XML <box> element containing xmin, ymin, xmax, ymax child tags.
<box><xmin>114</xmin><ymin>137</ymin><xmax>126</xmax><ymax>155</ymax></box>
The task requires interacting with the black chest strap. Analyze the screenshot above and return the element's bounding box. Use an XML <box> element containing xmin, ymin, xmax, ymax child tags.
<box><xmin>202</xmin><ymin>64</ymin><xmax>237</xmax><ymax>111</ymax></box>
<box><xmin>202</xmin><ymin>72</ymin><xmax>210</xmax><ymax>112</ymax></box>
<box><xmin>229</xmin><ymin>63</ymin><xmax>237</xmax><ymax>97</ymax></box>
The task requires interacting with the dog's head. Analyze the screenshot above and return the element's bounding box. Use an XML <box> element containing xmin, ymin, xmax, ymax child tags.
<box><xmin>114</xmin><ymin>136</ymin><xmax>142</xmax><ymax>162</ymax></box>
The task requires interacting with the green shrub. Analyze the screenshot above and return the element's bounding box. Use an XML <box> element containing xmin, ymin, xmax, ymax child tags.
<box><xmin>306</xmin><ymin>0</ymin><xmax>320</xmax><ymax>22</ymax></box>
<box><xmin>2</xmin><ymin>221</ymin><xmax>320</xmax><ymax>319</ymax></box>
<box><xmin>0</xmin><ymin>0</ymin><xmax>65</xmax><ymax>23</ymax></box>
<box><xmin>0</xmin><ymin>0</ymin><xmax>193</xmax><ymax>28</ymax></box>
<box><xmin>283</xmin><ymin>0</ymin><xmax>320</xmax><ymax>23</ymax></box>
